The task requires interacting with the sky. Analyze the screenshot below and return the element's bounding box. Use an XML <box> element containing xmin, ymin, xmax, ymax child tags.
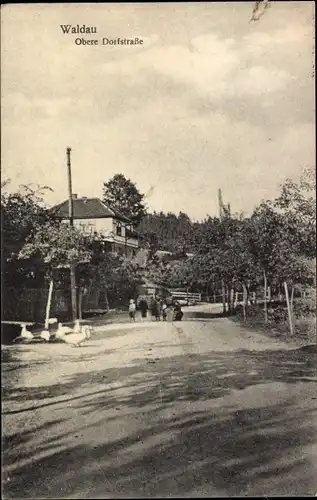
<box><xmin>1</xmin><ymin>2</ymin><xmax>315</xmax><ymax>221</ymax></box>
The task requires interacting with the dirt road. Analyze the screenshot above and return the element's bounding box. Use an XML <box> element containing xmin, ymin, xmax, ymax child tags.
<box><xmin>2</xmin><ymin>309</ymin><xmax>317</xmax><ymax>497</ymax></box>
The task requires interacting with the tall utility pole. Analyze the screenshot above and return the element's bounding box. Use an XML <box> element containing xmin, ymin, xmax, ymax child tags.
<box><xmin>218</xmin><ymin>188</ymin><xmax>226</xmax><ymax>313</ymax></box>
<box><xmin>218</xmin><ymin>188</ymin><xmax>224</xmax><ymax>221</ymax></box>
<box><xmin>66</xmin><ymin>147</ymin><xmax>77</xmax><ymax>322</ymax></box>
<box><xmin>218</xmin><ymin>188</ymin><xmax>232</xmax><ymax>219</ymax></box>
<box><xmin>67</xmin><ymin>147</ymin><xmax>74</xmax><ymax>226</ymax></box>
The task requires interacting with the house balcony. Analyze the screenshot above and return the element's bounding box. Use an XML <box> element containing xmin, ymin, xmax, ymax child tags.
<box><xmin>102</xmin><ymin>233</ymin><xmax>139</xmax><ymax>249</ymax></box>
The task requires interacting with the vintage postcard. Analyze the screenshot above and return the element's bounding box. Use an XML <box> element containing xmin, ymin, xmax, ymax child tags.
<box><xmin>2</xmin><ymin>2</ymin><xmax>316</xmax><ymax>498</ymax></box>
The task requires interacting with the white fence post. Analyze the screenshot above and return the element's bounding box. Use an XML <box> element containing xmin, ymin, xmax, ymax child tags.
<box><xmin>284</xmin><ymin>281</ymin><xmax>294</xmax><ymax>337</ymax></box>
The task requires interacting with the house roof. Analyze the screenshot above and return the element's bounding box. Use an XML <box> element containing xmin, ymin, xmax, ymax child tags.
<box><xmin>51</xmin><ymin>197</ymin><xmax>131</xmax><ymax>222</ymax></box>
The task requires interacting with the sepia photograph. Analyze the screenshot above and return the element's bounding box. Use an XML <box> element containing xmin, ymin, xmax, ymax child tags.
<box><xmin>1</xmin><ymin>1</ymin><xmax>316</xmax><ymax>497</ymax></box>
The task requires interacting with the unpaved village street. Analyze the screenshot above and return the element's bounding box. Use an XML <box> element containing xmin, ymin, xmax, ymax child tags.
<box><xmin>2</xmin><ymin>306</ymin><xmax>317</xmax><ymax>498</ymax></box>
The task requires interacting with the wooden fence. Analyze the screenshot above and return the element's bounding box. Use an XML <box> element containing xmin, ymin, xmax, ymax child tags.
<box><xmin>169</xmin><ymin>291</ymin><xmax>202</xmax><ymax>303</ymax></box>
<box><xmin>3</xmin><ymin>285</ymin><xmax>314</xmax><ymax>324</ymax></box>
<box><xmin>202</xmin><ymin>289</ymin><xmax>314</xmax><ymax>304</ymax></box>
<box><xmin>2</xmin><ymin>285</ymin><xmax>110</xmax><ymax>324</ymax></box>
<box><xmin>3</xmin><ymin>286</ymin><xmax>72</xmax><ymax>323</ymax></box>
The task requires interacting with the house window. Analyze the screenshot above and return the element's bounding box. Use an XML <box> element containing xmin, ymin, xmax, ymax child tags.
<box><xmin>78</xmin><ymin>222</ymin><xmax>96</xmax><ymax>234</ymax></box>
<box><xmin>87</xmin><ymin>222</ymin><xmax>96</xmax><ymax>234</ymax></box>
<box><xmin>116</xmin><ymin>223</ymin><xmax>122</xmax><ymax>236</ymax></box>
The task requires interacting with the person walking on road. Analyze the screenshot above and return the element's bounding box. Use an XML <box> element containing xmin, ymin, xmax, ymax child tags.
<box><xmin>162</xmin><ymin>301</ymin><xmax>168</xmax><ymax>321</ymax></box>
<box><xmin>129</xmin><ymin>299</ymin><xmax>136</xmax><ymax>322</ymax></box>
<box><xmin>150</xmin><ymin>296</ymin><xmax>160</xmax><ymax>321</ymax></box>
<box><xmin>139</xmin><ymin>299</ymin><xmax>148</xmax><ymax>321</ymax></box>
<box><xmin>173</xmin><ymin>300</ymin><xmax>184</xmax><ymax>321</ymax></box>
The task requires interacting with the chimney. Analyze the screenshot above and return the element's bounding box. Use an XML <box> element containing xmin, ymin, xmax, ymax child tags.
<box><xmin>72</xmin><ymin>194</ymin><xmax>78</xmax><ymax>200</ymax></box>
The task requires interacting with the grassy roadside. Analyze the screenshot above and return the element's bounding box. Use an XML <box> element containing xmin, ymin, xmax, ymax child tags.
<box><xmin>229</xmin><ymin>302</ymin><xmax>316</xmax><ymax>348</ymax></box>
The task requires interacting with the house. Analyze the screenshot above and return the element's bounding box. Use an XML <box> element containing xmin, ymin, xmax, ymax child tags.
<box><xmin>136</xmin><ymin>282</ymin><xmax>172</xmax><ymax>306</ymax></box>
<box><xmin>51</xmin><ymin>194</ymin><xmax>139</xmax><ymax>257</ymax></box>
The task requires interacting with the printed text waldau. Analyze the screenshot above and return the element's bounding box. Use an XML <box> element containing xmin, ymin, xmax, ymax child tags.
<box><xmin>60</xmin><ymin>24</ymin><xmax>97</xmax><ymax>34</ymax></box>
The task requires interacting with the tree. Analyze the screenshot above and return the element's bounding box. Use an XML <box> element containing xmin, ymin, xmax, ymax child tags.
<box><xmin>2</xmin><ymin>185</ymin><xmax>51</xmax><ymax>262</ymax></box>
<box><xmin>18</xmin><ymin>221</ymin><xmax>95</xmax><ymax>324</ymax></box>
<box><xmin>242</xmin><ymin>167</ymin><xmax>316</xmax><ymax>324</ymax></box>
<box><xmin>18</xmin><ymin>222</ymin><xmax>93</xmax><ymax>271</ymax></box>
<box><xmin>1</xmin><ymin>184</ymin><xmax>53</xmax><ymax>287</ymax></box>
<box><xmin>79</xmin><ymin>253</ymin><xmax>144</xmax><ymax>308</ymax></box>
<box><xmin>138</xmin><ymin>211</ymin><xmax>193</xmax><ymax>253</ymax></box>
<box><xmin>273</xmin><ymin>167</ymin><xmax>316</xmax><ymax>259</ymax></box>
<box><xmin>102</xmin><ymin>174</ymin><xmax>146</xmax><ymax>224</ymax></box>
<box><xmin>2</xmin><ymin>184</ymin><xmax>95</xmax><ymax>324</ymax></box>
<box><xmin>250</xmin><ymin>0</ymin><xmax>271</xmax><ymax>22</ymax></box>
<box><xmin>191</xmin><ymin>214</ymin><xmax>260</xmax><ymax>313</ymax></box>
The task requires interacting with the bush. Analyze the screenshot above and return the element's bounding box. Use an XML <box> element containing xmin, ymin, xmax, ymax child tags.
<box><xmin>293</xmin><ymin>296</ymin><xmax>316</xmax><ymax>318</ymax></box>
<box><xmin>271</xmin><ymin>305</ymin><xmax>288</xmax><ymax>323</ymax></box>
<box><xmin>294</xmin><ymin>316</ymin><xmax>316</xmax><ymax>341</ymax></box>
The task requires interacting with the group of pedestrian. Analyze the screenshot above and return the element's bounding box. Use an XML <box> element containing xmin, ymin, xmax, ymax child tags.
<box><xmin>128</xmin><ymin>296</ymin><xmax>183</xmax><ymax>322</ymax></box>
<box><xmin>129</xmin><ymin>297</ymin><xmax>150</xmax><ymax>322</ymax></box>
<box><xmin>138</xmin><ymin>296</ymin><xmax>165</xmax><ymax>321</ymax></box>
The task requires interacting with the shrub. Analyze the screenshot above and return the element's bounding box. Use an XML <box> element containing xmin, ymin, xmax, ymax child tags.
<box><xmin>272</xmin><ymin>306</ymin><xmax>288</xmax><ymax>323</ymax></box>
<box><xmin>293</xmin><ymin>295</ymin><xmax>316</xmax><ymax>318</ymax></box>
<box><xmin>294</xmin><ymin>316</ymin><xmax>316</xmax><ymax>341</ymax></box>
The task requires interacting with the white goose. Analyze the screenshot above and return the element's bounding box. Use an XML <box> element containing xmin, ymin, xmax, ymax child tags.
<box><xmin>48</xmin><ymin>318</ymin><xmax>58</xmax><ymax>326</ymax></box>
<box><xmin>82</xmin><ymin>325</ymin><xmax>92</xmax><ymax>340</ymax></box>
<box><xmin>39</xmin><ymin>329</ymin><xmax>50</xmax><ymax>342</ymax></box>
<box><xmin>21</xmin><ymin>324</ymin><xmax>34</xmax><ymax>340</ymax></box>
<box><xmin>56</xmin><ymin>322</ymin><xmax>74</xmax><ymax>338</ymax></box>
<box><xmin>55</xmin><ymin>320</ymin><xmax>92</xmax><ymax>347</ymax></box>
<box><xmin>13</xmin><ymin>324</ymin><xmax>34</xmax><ymax>342</ymax></box>
<box><xmin>60</xmin><ymin>321</ymin><xmax>92</xmax><ymax>348</ymax></box>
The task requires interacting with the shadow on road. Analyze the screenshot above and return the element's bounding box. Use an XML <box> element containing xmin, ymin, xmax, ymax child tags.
<box><xmin>2</xmin><ymin>344</ymin><xmax>317</xmax><ymax>497</ymax></box>
<box><xmin>184</xmin><ymin>311</ymin><xmax>229</xmax><ymax>320</ymax></box>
